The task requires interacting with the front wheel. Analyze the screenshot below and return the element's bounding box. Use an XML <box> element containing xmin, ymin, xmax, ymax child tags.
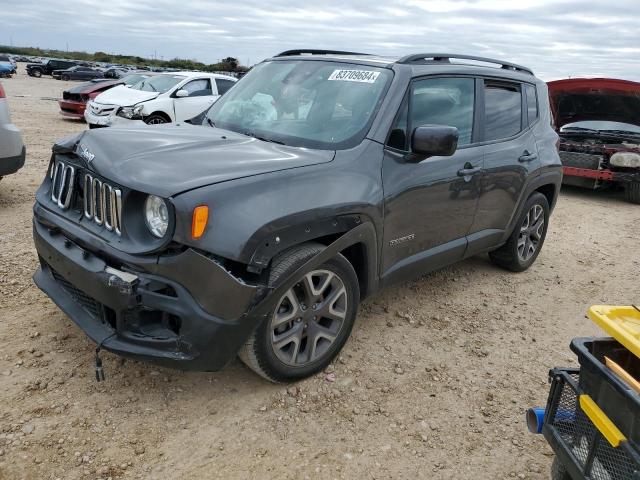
<box><xmin>239</xmin><ymin>243</ymin><xmax>360</xmax><ymax>383</ymax></box>
<box><xmin>489</xmin><ymin>192</ymin><xmax>550</xmax><ymax>272</ymax></box>
<box><xmin>61</xmin><ymin>74</ymin><xmax>70</xmax><ymax>81</ymax></box>
<box><xmin>625</xmin><ymin>182</ymin><xmax>640</xmax><ymax>204</ymax></box>
<box><xmin>144</xmin><ymin>114</ymin><xmax>169</xmax><ymax>125</ymax></box>
<box><xmin>32</xmin><ymin>69</ymin><xmax>42</xmax><ymax>78</ymax></box>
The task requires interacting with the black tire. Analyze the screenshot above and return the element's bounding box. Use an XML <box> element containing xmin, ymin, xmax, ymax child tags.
<box><xmin>551</xmin><ymin>457</ymin><xmax>573</xmax><ymax>480</ymax></box>
<box><xmin>61</xmin><ymin>74</ymin><xmax>70</xmax><ymax>81</ymax></box>
<box><xmin>489</xmin><ymin>192</ymin><xmax>550</xmax><ymax>272</ymax></box>
<box><xmin>144</xmin><ymin>114</ymin><xmax>169</xmax><ymax>125</ymax></box>
<box><xmin>239</xmin><ymin>243</ymin><xmax>360</xmax><ymax>383</ymax></box>
<box><xmin>32</xmin><ymin>69</ymin><xmax>42</xmax><ymax>78</ymax></box>
<box><xmin>625</xmin><ymin>182</ymin><xmax>640</xmax><ymax>204</ymax></box>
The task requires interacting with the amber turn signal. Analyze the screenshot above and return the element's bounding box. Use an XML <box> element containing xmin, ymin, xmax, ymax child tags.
<box><xmin>191</xmin><ymin>206</ymin><xmax>209</xmax><ymax>239</ymax></box>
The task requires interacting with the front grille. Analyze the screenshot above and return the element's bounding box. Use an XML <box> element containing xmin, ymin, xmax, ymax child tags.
<box><xmin>83</xmin><ymin>173</ymin><xmax>123</xmax><ymax>235</ymax></box>
<box><xmin>89</xmin><ymin>103</ymin><xmax>116</xmax><ymax>116</ymax></box>
<box><xmin>51</xmin><ymin>268</ymin><xmax>103</xmax><ymax>319</ymax></box>
<box><xmin>559</xmin><ymin>150</ymin><xmax>604</xmax><ymax>170</ymax></box>
<box><xmin>49</xmin><ymin>158</ymin><xmax>123</xmax><ymax>236</ymax></box>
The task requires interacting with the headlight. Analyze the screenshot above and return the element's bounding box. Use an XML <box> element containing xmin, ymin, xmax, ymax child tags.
<box><xmin>117</xmin><ymin>104</ymin><xmax>144</xmax><ymax>119</ymax></box>
<box><xmin>144</xmin><ymin>195</ymin><xmax>169</xmax><ymax>238</ymax></box>
<box><xmin>610</xmin><ymin>152</ymin><xmax>640</xmax><ymax>168</ymax></box>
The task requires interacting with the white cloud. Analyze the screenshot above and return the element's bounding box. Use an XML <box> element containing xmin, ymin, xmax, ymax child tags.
<box><xmin>0</xmin><ymin>0</ymin><xmax>638</xmax><ymax>80</ymax></box>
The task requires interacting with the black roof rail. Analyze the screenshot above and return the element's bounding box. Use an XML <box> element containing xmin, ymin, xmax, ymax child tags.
<box><xmin>397</xmin><ymin>53</ymin><xmax>533</xmax><ymax>75</ymax></box>
<box><xmin>275</xmin><ymin>49</ymin><xmax>371</xmax><ymax>58</ymax></box>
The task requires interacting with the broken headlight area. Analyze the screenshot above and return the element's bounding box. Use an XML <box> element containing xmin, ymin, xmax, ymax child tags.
<box><xmin>116</xmin><ymin>104</ymin><xmax>144</xmax><ymax>120</ymax></box>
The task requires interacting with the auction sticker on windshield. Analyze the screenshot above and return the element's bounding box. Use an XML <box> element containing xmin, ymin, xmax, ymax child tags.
<box><xmin>328</xmin><ymin>69</ymin><xmax>380</xmax><ymax>83</ymax></box>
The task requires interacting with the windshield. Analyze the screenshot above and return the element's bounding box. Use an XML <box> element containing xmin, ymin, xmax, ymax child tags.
<box><xmin>562</xmin><ymin>120</ymin><xmax>640</xmax><ymax>135</ymax></box>
<box><xmin>121</xmin><ymin>74</ymin><xmax>150</xmax><ymax>86</ymax></box>
<box><xmin>205</xmin><ymin>60</ymin><xmax>392</xmax><ymax>149</ymax></box>
<box><xmin>130</xmin><ymin>75</ymin><xmax>185</xmax><ymax>93</ymax></box>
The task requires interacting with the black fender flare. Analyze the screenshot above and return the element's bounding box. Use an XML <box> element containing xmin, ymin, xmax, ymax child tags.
<box><xmin>502</xmin><ymin>168</ymin><xmax>562</xmax><ymax>243</ymax></box>
<box><xmin>250</xmin><ymin>221</ymin><xmax>379</xmax><ymax>317</ymax></box>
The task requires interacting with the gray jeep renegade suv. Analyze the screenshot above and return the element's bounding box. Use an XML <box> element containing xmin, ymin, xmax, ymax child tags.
<box><xmin>33</xmin><ymin>50</ymin><xmax>562</xmax><ymax>382</ymax></box>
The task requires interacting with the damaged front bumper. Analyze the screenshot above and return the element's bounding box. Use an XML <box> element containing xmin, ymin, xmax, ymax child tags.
<box><xmin>32</xmin><ymin>206</ymin><xmax>269</xmax><ymax>371</ymax></box>
<box><xmin>562</xmin><ymin>166</ymin><xmax>640</xmax><ymax>184</ymax></box>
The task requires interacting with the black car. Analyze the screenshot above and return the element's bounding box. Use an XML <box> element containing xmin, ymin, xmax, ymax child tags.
<box><xmin>103</xmin><ymin>68</ymin><xmax>128</xmax><ymax>79</ymax></box>
<box><xmin>27</xmin><ymin>59</ymin><xmax>78</xmax><ymax>77</ymax></box>
<box><xmin>53</xmin><ymin>66</ymin><xmax>104</xmax><ymax>81</ymax></box>
<box><xmin>32</xmin><ymin>51</ymin><xmax>562</xmax><ymax>382</ymax></box>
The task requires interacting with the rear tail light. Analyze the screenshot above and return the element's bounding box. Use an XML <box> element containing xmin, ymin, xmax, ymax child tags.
<box><xmin>0</xmin><ymin>83</ymin><xmax>5</xmax><ymax>98</ymax></box>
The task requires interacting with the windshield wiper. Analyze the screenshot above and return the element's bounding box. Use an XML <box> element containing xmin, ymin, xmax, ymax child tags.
<box><xmin>599</xmin><ymin>129</ymin><xmax>640</xmax><ymax>138</ymax></box>
<box><xmin>206</xmin><ymin>117</ymin><xmax>215</xmax><ymax>127</ymax></box>
<box><xmin>562</xmin><ymin>126</ymin><xmax>600</xmax><ymax>134</ymax></box>
<box><xmin>241</xmin><ymin>130</ymin><xmax>285</xmax><ymax>145</ymax></box>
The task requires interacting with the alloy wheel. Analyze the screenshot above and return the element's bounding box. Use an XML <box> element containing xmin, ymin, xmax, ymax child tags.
<box><xmin>517</xmin><ymin>204</ymin><xmax>545</xmax><ymax>261</ymax></box>
<box><xmin>270</xmin><ymin>269</ymin><xmax>348</xmax><ymax>366</ymax></box>
<box><xmin>146</xmin><ymin>117</ymin><xmax>167</xmax><ymax>125</ymax></box>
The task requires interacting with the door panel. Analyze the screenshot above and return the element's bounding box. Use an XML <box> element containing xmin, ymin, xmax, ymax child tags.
<box><xmin>174</xmin><ymin>79</ymin><xmax>218</xmax><ymax>121</ymax></box>
<box><xmin>381</xmin><ymin>76</ymin><xmax>482</xmax><ymax>281</ymax></box>
<box><xmin>470</xmin><ymin>81</ymin><xmax>540</xmax><ymax>238</ymax></box>
<box><xmin>382</xmin><ymin>146</ymin><xmax>483</xmax><ymax>278</ymax></box>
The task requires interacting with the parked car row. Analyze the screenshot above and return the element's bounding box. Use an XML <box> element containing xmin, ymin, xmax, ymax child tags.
<box><xmin>59</xmin><ymin>73</ymin><xmax>157</xmax><ymax>119</ymax></box>
<box><xmin>56</xmin><ymin>71</ymin><xmax>237</xmax><ymax>126</ymax></box>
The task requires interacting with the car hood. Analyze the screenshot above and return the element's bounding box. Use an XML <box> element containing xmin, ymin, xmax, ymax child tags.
<box><xmin>548</xmin><ymin>78</ymin><xmax>640</xmax><ymax>129</ymax></box>
<box><xmin>66</xmin><ymin>79</ymin><xmax>120</xmax><ymax>95</ymax></box>
<box><xmin>92</xmin><ymin>85</ymin><xmax>159</xmax><ymax>106</ymax></box>
<box><xmin>54</xmin><ymin>124</ymin><xmax>335</xmax><ymax>197</ymax></box>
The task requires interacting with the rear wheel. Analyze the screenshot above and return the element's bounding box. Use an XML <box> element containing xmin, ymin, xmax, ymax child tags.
<box><xmin>489</xmin><ymin>192</ymin><xmax>550</xmax><ymax>272</ymax></box>
<box><xmin>239</xmin><ymin>243</ymin><xmax>360</xmax><ymax>383</ymax></box>
<box><xmin>625</xmin><ymin>182</ymin><xmax>640</xmax><ymax>204</ymax></box>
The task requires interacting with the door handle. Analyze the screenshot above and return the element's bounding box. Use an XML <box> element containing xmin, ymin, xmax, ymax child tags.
<box><xmin>519</xmin><ymin>151</ymin><xmax>538</xmax><ymax>162</ymax></box>
<box><xmin>457</xmin><ymin>166</ymin><xmax>482</xmax><ymax>177</ymax></box>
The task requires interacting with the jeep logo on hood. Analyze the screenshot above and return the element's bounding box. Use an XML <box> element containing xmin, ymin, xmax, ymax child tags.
<box><xmin>77</xmin><ymin>144</ymin><xmax>95</xmax><ymax>164</ymax></box>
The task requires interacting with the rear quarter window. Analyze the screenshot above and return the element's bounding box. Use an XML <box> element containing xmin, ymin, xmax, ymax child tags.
<box><xmin>484</xmin><ymin>83</ymin><xmax>522</xmax><ymax>141</ymax></box>
<box><xmin>524</xmin><ymin>84</ymin><xmax>538</xmax><ymax>125</ymax></box>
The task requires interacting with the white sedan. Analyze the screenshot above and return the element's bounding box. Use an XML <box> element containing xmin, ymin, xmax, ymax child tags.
<box><xmin>84</xmin><ymin>72</ymin><xmax>237</xmax><ymax>128</ymax></box>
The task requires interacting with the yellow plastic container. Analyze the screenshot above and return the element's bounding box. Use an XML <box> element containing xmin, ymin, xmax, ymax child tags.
<box><xmin>588</xmin><ymin>305</ymin><xmax>640</xmax><ymax>359</ymax></box>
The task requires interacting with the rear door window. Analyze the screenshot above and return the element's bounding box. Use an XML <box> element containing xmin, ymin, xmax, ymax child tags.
<box><xmin>215</xmin><ymin>78</ymin><xmax>236</xmax><ymax>95</ymax></box>
<box><xmin>484</xmin><ymin>82</ymin><xmax>522</xmax><ymax>140</ymax></box>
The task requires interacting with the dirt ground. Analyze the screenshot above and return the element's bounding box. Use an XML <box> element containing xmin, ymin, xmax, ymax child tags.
<box><xmin>0</xmin><ymin>69</ymin><xmax>638</xmax><ymax>480</ymax></box>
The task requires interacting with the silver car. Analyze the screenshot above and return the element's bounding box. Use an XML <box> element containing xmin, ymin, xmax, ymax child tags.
<box><xmin>0</xmin><ymin>81</ymin><xmax>25</xmax><ymax>179</ymax></box>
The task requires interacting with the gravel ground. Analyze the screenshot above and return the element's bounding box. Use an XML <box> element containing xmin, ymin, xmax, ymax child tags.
<box><xmin>0</xmin><ymin>69</ymin><xmax>638</xmax><ymax>480</ymax></box>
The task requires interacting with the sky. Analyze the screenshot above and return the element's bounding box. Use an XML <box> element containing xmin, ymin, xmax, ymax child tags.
<box><xmin>1</xmin><ymin>0</ymin><xmax>639</xmax><ymax>81</ymax></box>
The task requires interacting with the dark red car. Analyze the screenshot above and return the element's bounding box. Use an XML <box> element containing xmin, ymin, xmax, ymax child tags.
<box><xmin>548</xmin><ymin>78</ymin><xmax>640</xmax><ymax>204</ymax></box>
<box><xmin>58</xmin><ymin>73</ymin><xmax>154</xmax><ymax>120</ymax></box>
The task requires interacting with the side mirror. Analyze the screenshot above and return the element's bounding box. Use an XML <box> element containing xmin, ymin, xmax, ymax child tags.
<box><xmin>175</xmin><ymin>89</ymin><xmax>189</xmax><ymax>98</ymax></box>
<box><xmin>410</xmin><ymin>125</ymin><xmax>459</xmax><ymax>158</ymax></box>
